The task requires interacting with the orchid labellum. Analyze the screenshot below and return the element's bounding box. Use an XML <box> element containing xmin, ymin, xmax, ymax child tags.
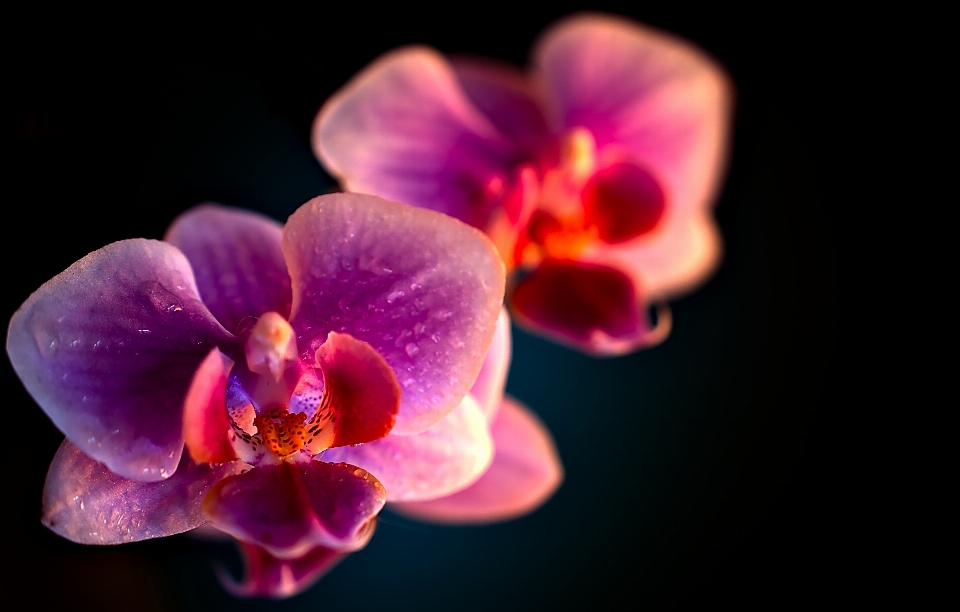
<box><xmin>314</xmin><ymin>13</ymin><xmax>733</xmax><ymax>355</ymax></box>
<box><xmin>6</xmin><ymin>194</ymin><xmax>538</xmax><ymax>598</ymax></box>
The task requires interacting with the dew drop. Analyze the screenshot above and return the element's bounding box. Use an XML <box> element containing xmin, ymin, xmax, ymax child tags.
<box><xmin>386</xmin><ymin>290</ymin><xmax>404</xmax><ymax>304</ymax></box>
<box><xmin>405</xmin><ymin>343</ymin><xmax>419</xmax><ymax>357</ymax></box>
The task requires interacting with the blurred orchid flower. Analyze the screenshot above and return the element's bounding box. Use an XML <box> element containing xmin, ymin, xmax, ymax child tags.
<box><xmin>314</xmin><ymin>13</ymin><xmax>733</xmax><ymax>355</ymax></box>
<box><xmin>7</xmin><ymin>194</ymin><xmax>505</xmax><ymax>598</ymax></box>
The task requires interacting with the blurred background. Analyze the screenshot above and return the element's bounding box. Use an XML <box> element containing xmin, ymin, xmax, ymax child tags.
<box><xmin>5</xmin><ymin>3</ymin><xmax>892</xmax><ymax>610</ymax></box>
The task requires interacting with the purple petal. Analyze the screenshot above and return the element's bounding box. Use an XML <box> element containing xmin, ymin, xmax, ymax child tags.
<box><xmin>535</xmin><ymin>14</ymin><xmax>733</xmax><ymax>220</ymax></box>
<box><xmin>7</xmin><ymin>239</ymin><xmax>236</xmax><ymax>481</ymax></box>
<box><xmin>219</xmin><ymin>541</ymin><xmax>346</xmax><ymax>599</ymax></box>
<box><xmin>313</xmin><ymin>47</ymin><xmax>519</xmax><ymax>230</ymax></box>
<box><xmin>203</xmin><ymin>460</ymin><xmax>384</xmax><ymax>559</ymax></box>
<box><xmin>42</xmin><ymin>439</ymin><xmax>245</xmax><ymax>544</ymax></box>
<box><xmin>469</xmin><ymin>308</ymin><xmax>511</xmax><ymax>421</ymax></box>
<box><xmin>283</xmin><ymin>193</ymin><xmax>505</xmax><ymax>434</ymax></box>
<box><xmin>183</xmin><ymin>348</ymin><xmax>238</xmax><ymax>464</ymax></box>
<box><xmin>510</xmin><ymin>257</ymin><xmax>668</xmax><ymax>356</ymax></box>
<box><xmin>450</xmin><ymin>56</ymin><xmax>552</xmax><ymax>160</ymax></box>
<box><xmin>165</xmin><ymin>204</ymin><xmax>291</xmax><ymax>335</ymax></box>
<box><xmin>391</xmin><ymin>397</ymin><xmax>563</xmax><ymax>524</ymax></box>
<box><xmin>322</xmin><ymin>395</ymin><xmax>493</xmax><ymax>502</ymax></box>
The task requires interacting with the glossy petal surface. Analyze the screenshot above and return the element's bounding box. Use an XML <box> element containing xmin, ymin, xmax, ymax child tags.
<box><xmin>221</xmin><ymin>541</ymin><xmax>346</xmax><ymax>599</ymax></box>
<box><xmin>469</xmin><ymin>308</ymin><xmax>511</xmax><ymax>420</ymax></box>
<box><xmin>7</xmin><ymin>239</ymin><xmax>236</xmax><ymax>480</ymax></box>
<box><xmin>511</xmin><ymin>258</ymin><xmax>654</xmax><ymax>355</ymax></box>
<box><xmin>535</xmin><ymin>14</ymin><xmax>732</xmax><ymax>219</ymax></box>
<box><xmin>43</xmin><ymin>439</ymin><xmax>245</xmax><ymax>544</ymax></box>
<box><xmin>203</xmin><ymin>460</ymin><xmax>384</xmax><ymax>559</ymax></box>
<box><xmin>392</xmin><ymin>397</ymin><xmax>563</xmax><ymax>524</ymax></box>
<box><xmin>284</xmin><ymin>193</ymin><xmax>504</xmax><ymax>434</ymax></box>
<box><xmin>165</xmin><ymin>204</ymin><xmax>292</xmax><ymax>335</ymax></box>
<box><xmin>316</xmin><ymin>331</ymin><xmax>400</xmax><ymax>448</ymax></box>
<box><xmin>183</xmin><ymin>348</ymin><xmax>238</xmax><ymax>464</ymax></box>
<box><xmin>313</xmin><ymin>48</ymin><xmax>517</xmax><ymax>229</ymax></box>
<box><xmin>322</xmin><ymin>395</ymin><xmax>493</xmax><ymax>502</ymax></box>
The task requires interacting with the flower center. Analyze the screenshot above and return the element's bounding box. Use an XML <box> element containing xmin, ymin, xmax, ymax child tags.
<box><xmin>488</xmin><ymin>128</ymin><xmax>667</xmax><ymax>269</ymax></box>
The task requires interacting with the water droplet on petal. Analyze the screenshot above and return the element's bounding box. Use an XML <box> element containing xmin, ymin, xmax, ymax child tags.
<box><xmin>386</xmin><ymin>290</ymin><xmax>404</xmax><ymax>304</ymax></box>
<box><xmin>405</xmin><ymin>343</ymin><xmax>419</xmax><ymax>357</ymax></box>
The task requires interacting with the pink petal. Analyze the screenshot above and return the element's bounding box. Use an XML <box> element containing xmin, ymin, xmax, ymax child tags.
<box><xmin>219</xmin><ymin>541</ymin><xmax>346</xmax><ymax>599</ymax></box>
<box><xmin>321</xmin><ymin>395</ymin><xmax>493</xmax><ymax>502</ymax></box>
<box><xmin>391</xmin><ymin>397</ymin><xmax>563</xmax><ymax>524</ymax></box>
<box><xmin>183</xmin><ymin>348</ymin><xmax>238</xmax><ymax>464</ymax></box>
<box><xmin>450</xmin><ymin>56</ymin><xmax>552</xmax><ymax>160</ymax></box>
<box><xmin>583</xmin><ymin>211</ymin><xmax>722</xmax><ymax>300</ymax></box>
<box><xmin>313</xmin><ymin>47</ymin><xmax>518</xmax><ymax>230</ymax></box>
<box><xmin>283</xmin><ymin>193</ymin><xmax>504</xmax><ymax>435</ymax></box>
<box><xmin>7</xmin><ymin>239</ymin><xmax>236</xmax><ymax>481</ymax></box>
<box><xmin>468</xmin><ymin>308</ymin><xmax>511</xmax><ymax>421</ymax></box>
<box><xmin>164</xmin><ymin>204</ymin><xmax>292</xmax><ymax>335</ymax></box>
<box><xmin>42</xmin><ymin>439</ymin><xmax>245</xmax><ymax>544</ymax></box>
<box><xmin>316</xmin><ymin>332</ymin><xmax>400</xmax><ymax>448</ymax></box>
<box><xmin>510</xmin><ymin>258</ymin><xmax>665</xmax><ymax>356</ymax></box>
<box><xmin>203</xmin><ymin>461</ymin><xmax>384</xmax><ymax>559</ymax></box>
<box><xmin>535</xmin><ymin>13</ymin><xmax>732</xmax><ymax>231</ymax></box>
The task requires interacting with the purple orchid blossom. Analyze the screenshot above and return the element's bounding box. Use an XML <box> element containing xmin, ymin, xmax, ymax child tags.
<box><xmin>313</xmin><ymin>13</ymin><xmax>733</xmax><ymax>355</ymax></box>
<box><xmin>6</xmin><ymin>193</ymin><xmax>538</xmax><ymax>598</ymax></box>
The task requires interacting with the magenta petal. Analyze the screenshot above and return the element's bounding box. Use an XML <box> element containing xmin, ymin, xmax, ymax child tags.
<box><xmin>322</xmin><ymin>395</ymin><xmax>493</xmax><ymax>502</ymax></box>
<box><xmin>535</xmin><ymin>14</ymin><xmax>732</xmax><ymax>219</ymax></box>
<box><xmin>511</xmin><ymin>258</ymin><xmax>666</xmax><ymax>356</ymax></box>
<box><xmin>42</xmin><ymin>439</ymin><xmax>245</xmax><ymax>544</ymax></box>
<box><xmin>7</xmin><ymin>239</ymin><xmax>236</xmax><ymax>481</ymax></box>
<box><xmin>469</xmin><ymin>308</ymin><xmax>511</xmax><ymax>421</ymax></box>
<box><xmin>313</xmin><ymin>47</ymin><xmax>518</xmax><ymax>229</ymax></box>
<box><xmin>451</xmin><ymin>57</ymin><xmax>552</xmax><ymax>159</ymax></box>
<box><xmin>284</xmin><ymin>193</ymin><xmax>504</xmax><ymax>435</ymax></box>
<box><xmin>220</xmin><ymin>541</ymin><xmax>346</xmax><ymax>599</ymax></box>
<box><xmin>391</xmin><ymin>397</ymin><xmax>563</xmax><ymax>524</ymax></box>
<box><xmin>203</xmin><ymin>461</ymin><xmax>384</xmax><ymax>559</ymax></box>
<box><xmin>183</xmin><ymin>348</ymin><xmax>238</xmax><ymax>464</ymax></box>
<box><xmin>165</xmin><ymin>204</ymin><xmax>292</xmax><ymax>335</ymax></box>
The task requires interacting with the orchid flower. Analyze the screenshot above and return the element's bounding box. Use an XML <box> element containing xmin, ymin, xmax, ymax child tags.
<box><xmin>314</xmin><ymin>13</ymin><xmax>733</xmax><ymax>355</ymax></box>
<box><xmin>7</xmin><ymin>193</ymin><xmax>508</xmax><ymax>598</ymax></box>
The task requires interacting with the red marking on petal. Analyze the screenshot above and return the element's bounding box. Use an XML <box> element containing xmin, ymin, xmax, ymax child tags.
<box><xmin>183</xmin><ymin>349</ymin><xmax>238</xmax><ymax>464</ymax></box>
<box><xmin>582</xmin><ymin>162</ymin><xmax>665</xmax><ymax>243</ymax></box>
<box><xmin>316</xmin><ymin>332</ymin><xmax>401</xmax><ymax>448</ymax></box>
<box><xmin>511</xmin><ymin>258</ymin><xmax>640</xmax><ymax>345</ymax></box>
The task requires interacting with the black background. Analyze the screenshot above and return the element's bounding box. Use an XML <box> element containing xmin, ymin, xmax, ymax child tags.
<box><xmin>4</xmin><ymin>3</ymin><xmax>923</xmax><ymax>610</ymax></box>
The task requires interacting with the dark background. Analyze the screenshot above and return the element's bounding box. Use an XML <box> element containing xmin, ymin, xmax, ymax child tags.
<box><xmin>4</xmin><ymin>3</ymin><xmax>919</xmax><ymax>610</ymax></box>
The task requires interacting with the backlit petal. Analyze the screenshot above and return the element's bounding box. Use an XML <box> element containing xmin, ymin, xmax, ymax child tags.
<box><xmin>203</xmin><ymin>461</ymin><xmax>384</xmax><ymax>559</ymax></box>
<box><xmin>511</xmin><ymin>258</ymin><xmax>664</xmax><ymax>356</ymax></box>
<box><xmin>313</xmin><ymin>47</ymin><xmax>518</xmax><ymax>229</ymax></box>
<box><xmin>183</xmin><ymin>348</ymin><xmax>238</xmax><ymax>464</ymax></box>
<box><xmin>165</xmin><ymin>204</ymin><xmax>292</xmax><ymax>335</ymax></box>
<box><xmin>535</xmin><ymin>14</ymin><xmax>733</xmax><ymax>219</ymax></box>
<box><xmin>451</xmin><ymin>56</ymin><xmax>552</xmax><ymax>160</ymax></box>
<box><xmin>391</xmin><ymin>397</ymin><xmax>562</xmax><ymax>524</ymax></box>
<box><xmin>583</xmin><ymin>211</ymin><xmax>722</xmax><ymax>299</ymax></box>
<box><xmin>469</xmin><ymin>308</ymin><xmax>511</xmax><ymax>421</ymax></box>
<box><xmin>322</xmin><ymin>395</ymin><xmax>492</xmax><ymax>502</ymax></box>
<box><xmin>42</xmin><ymin>439</ymin><xmax>245</xmax><ymax>544</ymax></box>
<box><xmin>7</xmin><ymin>239</ymin><xmax>236</xmax><ymax>481</ymax></box>
<box><xmin>219</xmin><ymin>541</ymin><xmax>346</xmax><ymax>599</ymax></box>
<box><xmin>284</xmin><ymin>193</ymin><xmax>504</xmax><ymax>434</ymax></box>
